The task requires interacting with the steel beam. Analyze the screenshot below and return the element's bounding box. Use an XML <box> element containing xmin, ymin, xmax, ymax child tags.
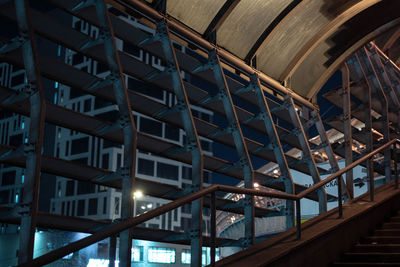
<box><xmin>207</xmin><ymin>49</ymin><xmax>255</xmax><ymax>247</ymax></box>
<box><xmin>286</xmin><ymin>96</ymin><xmax>327</xmax><ymax>214</ymax></box>
<box><xmin>357</xmin><ymin>48</ymin><xmax>391</xmax><ymax>184</ymax></box>
<box><xmin>312</xmin><ymin>111</ymin><xmax>350</xmax><ymax>201</ymax></box>
<box><xmin>341</xmin><ymin>64</ymin><xmax>354</xmax><ymax>199</ymax></box>
<box><xmin>347</xmin><ymin>54</ymin><xmax>374</xmax><ymax>201</ymax></box>
<box><xmin>243</xmin><ymin>74</ymin><xmax>295</xmax><ymax>229</ymax></box>
<box><xmin>146</xmin><ymin>20</ymin><xmax>205</xmax><ymax>267</ymax></box>
<box><xmin>92</xmin><ymin>1</ymin><xmax>138</xmax><ymax>265</ymax></box>
<box><xmin>14</xmin><ymin>0</ymin><xmax>47</xmax><ymax>264</ymax></box>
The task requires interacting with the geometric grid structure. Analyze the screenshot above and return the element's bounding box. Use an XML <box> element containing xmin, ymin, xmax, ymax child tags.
<box><xmin>0</xmin><ymin>1</ymin><xmax>400</xmax><ymax>267</ymax></box>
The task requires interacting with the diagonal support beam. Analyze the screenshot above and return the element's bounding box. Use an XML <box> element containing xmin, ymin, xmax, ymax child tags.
<box><xmin>341</xmin><ymin>63</ymin><xmax>354</xmax><ymax>199</ymax></box>
<box><xmin>357</xmin><ymin>47</ymin><xmax>391</xmax><ymax>184</ymax></box>
<box><xmin>154</xmin><ymin>19</ymin><xmax>205</xmax><ymax>267</ymax></box>
<box><xmin>14</xmin><ymin>0</ymin><xmax>47</xmax><ymax>264</ymax></box>
<box><xmin>245</xmin><ymin>74</ymin><xmax>295</xmax><ymax>229</ymax></box>
<box><xmin>92</xmin><ymin>1</ymin><xmax>138</xmax><ymax>265</ymax></box>
<box><xmin>208</xmin><ymin>49</ymin><xmax>255</xmax><ymax>247</ymax></box>
<box><xmin>285</xmin><ymin>96</ymin><xmax>327</xmax><ymax>214</ymax></box>
<box><xmin>347</xmin><ymin>54</ymin><xmax>375</xmax><ymax>201</ymax></box>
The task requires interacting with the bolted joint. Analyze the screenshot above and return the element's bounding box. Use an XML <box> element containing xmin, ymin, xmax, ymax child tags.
<box><xmin>241</xmin><ymin>237</ymin><xmax>252</xmax><ymax>248</ymax></box>
<box><xmin>17</xmin><ymin>202</ymin><xmax>31</xmax><ymax>215</ymax></box>
<box><xmin>120</xmin><ymin>166</ymin><xmax>131</xmax><ymax>178</ymax></box>
<box><xmin>185</xmin><ymin>140</ymin><xmax>198</xmax><ymax>152</ymax></box>
<box><xmin>98</xmin><ymin>27</ymin><xmax>111</xmax><ymax>41</ymax></box>
<box><xmin>207</xmin><ymin>49</ymin><xmax>219</xmax><ymax>67</ymax></box>
<box><xmin>22</xmin><ymin>81</ymin><xmax>37</xmax><ymax>95</ymax></box>
<box><xmin>165</xmin><ymin>62</ymin><xmax>177</xmax><ymax>73</ymax></box>
<box><xmin>119</xmin><ymin>115</ymin><xmax>131</xmax><ymax>129</ymax></box>
<box><xmin>188</xmin><ymin>228</ymin><xmax>200</xmax><ymax>239</ymax></box>
<box><xmin>154</xmin><ymin>20</ymin><xmax>169</xmax><ymax>41</ymax></box>
<box><xmin>241</xmin><ymin>196</ymin><xmax>253</xmax><ymax>206</ymax></box>
<box><xmin>23</xmin><ymin>142</ymin><xmax>36</xmax><ymax>154</ymax></box>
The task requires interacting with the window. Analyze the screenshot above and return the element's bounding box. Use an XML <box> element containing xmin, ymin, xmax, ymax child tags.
<box><xmin>88</xmin><ymin>198</ymin><xmax>98</xmax><ymax>215</ymax></box>
<box><xmin>71</xmin><ymin>137</ymin><xmax>89</xmax><ymax>155</ymax></box>
<box><xmin>102</xmin><ymin>154</ymin><xmax>109</xmax><ymax>169</ymax></box>
<box><xmin>2</xmin><ymin>171</ymin><xmax>16</xmax><ymax>186</ymax></box>
<box><xmin>9</xmin><ymin>134</ymin><xmax>23</xmax><ymax>147</ymax></box>
<box><xmin>148</xmin><ymin>247</ymin><xmax>175</xmax><ymax>263</ymax></box>
<box><xmin>182</xmin><ymin>166</ymin><xmax>192</xmax><ymax>180</ymax></box>
<box><xmin>0</xmin><ymin>190</ymin><xmax>9</xmax><ymax>204</ymax></box>
<box><xmin>72</xmin><ymin>53</ymin><xmax>84</xmax><ymax>65</ymax></box>
<box><xmin>77</xmin><ymin>199</ymin><xmax>85</xmax><ymax>216</ymax></box>
<box><xmin>201</xmin><ymin>140</ymin><xmax>212</xmax><ymax>152</ymax></box>
<box><xmin>165</xmin><ymin>124</ymin><xmax>180</xmax><ymax>141</ymax></box>
<box><xmin>77</xmin><ymin>181</ymin><xmax>96</xmax><ymax>195</ymax></box>
<box><xmin>103</xmin><ymin>197</ymin><xmax>107</xmax><ymax>214</ymax></box>
<box><xmin>157</xmin><ymin>162</ymin><xmax>179</xmax><ymax>180</ymax></box>
<box><xmin>11</xmin><ymin>73</ymin><xmax>25</xmax><ymax>87</ymax></box>
<box><xmin>181</xmin><ymin>249</ymin><xmax>190</xmax><ymax>264</ymax></box>
<box><xmin>114</xmin><ymin>197</ymin><xmax>120</xmax><ymax>215</ymax></box>
<box><xmin>138</xmin><ymin>158</ymin><xmax>154</xmax><ymax>176</ymax></box>
<box><xmin>66</xmin><ymin>180</ymin><xmax>75</xmax><ymax>196</ymax></box>
<box><xmin>95</xmin><ymin>110</ymin><xmax>119</xmax><ymax>122</ymax></box>
<box><xmin>132</xmin><ymin>246</ymin><xmax>144</xmax><ymax>262</ymax></box>
<box><xmin>139</xmin><ymin>117</ymin><xmax>162</xmax><ymax>137</ymax></box>
<box><xmin>123</xmin><ymin>42</ymin><xmax>140</xmax><ymax>57</ymax></box>
<box><xmin>84</xmin><ymin>99</ymin><xmax>91</xmax><ymax>112</ymax></box>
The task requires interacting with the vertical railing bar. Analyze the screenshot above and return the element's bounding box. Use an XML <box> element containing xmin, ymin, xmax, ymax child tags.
<box><xmin>210</xmin><ymin>192</ymin><xmax>216</xmax><ymax>267</ymax></box>
<box><xmin>109</xmin><ymin>235</ymin><xmax>117</xmax><ymax>267</ymax></box>
<box><xmin>337</xmin><ymin>176</ymin><xmax>343</xmax><ymax>218</ymax></box>
<box><xmin>394</xmin><ymin>144</ymin><xmax>399</xmax><ymax>189</ymax></box>
<box><xmin>14</xmin><ymin>0</ymin><xmax>47</xmax><ymax>264</ymax></box>
<box><xmin>296</xmin><ymin>199</ymin><xmax>301</xmax><ymax>240</ymax></box>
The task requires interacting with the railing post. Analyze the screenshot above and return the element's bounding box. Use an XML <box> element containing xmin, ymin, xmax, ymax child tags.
<box><xmin>337</xmin><ymin>177</ymin><xmax>343</xmax><ymax>218</ymax></box>
<box><xmin>296</xmin><ymin>199</ymin><xmax>301</xmax><ymax>240</ymax></box>
<box><xmin>109</xmin><ymin>235</ymin><xmax>117</xmax><ymax>267</ymax></box>
<box><xmin>210</xmin><ymin>192</ymin><xmax>216</xmax><ymax>266</ymax></box>
<box><xmin>394</xmin><ymin>144</ymin><xmax>399</xmax><ymax>189</ymax></box>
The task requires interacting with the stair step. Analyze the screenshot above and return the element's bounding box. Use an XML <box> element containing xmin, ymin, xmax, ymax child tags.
<box><xmin>343</xmin><ymin>252</ymin><xmax>400</xmax><ymax>262</ymax></box>
<box><xmin>381</xmin><ymin>223</ymin><xmax>400</xmax><ymax>229</ymax></box>
<box><xmin>390</xmin><ymin>217</ymin><xmax>400</xmax><ymax>223</ymax></box>
<box><xmin>361</xmin><ymin>236</ymin><xmax>400</xmax><ymax>244</ymax></box>
<box><xmin>333</xmin><ymin>262</ymin><xmax>400</xmax><ymax>266</ymax></box>
<box><xmin>354</xmin><ymin>244</ymin><xmax>400</xmax><ymax>252</ymax></box>
<box><xmin>374</xmin><ymin>229</ymin><xmax>400</xmax><ymax>236</ymax></box>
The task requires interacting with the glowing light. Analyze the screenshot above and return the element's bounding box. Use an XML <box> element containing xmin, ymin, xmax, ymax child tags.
<box><xmin>87</xmin><ymin>259</ymin><xmax>119</xmax><ymax>267</ymax></box>
<box><xmin>134</xmin><ymin>190</ymin><xmax>143</xmax><ymax>199</ymax></box>
<box><xmin>141</xmin><ymin>205</ymin><xmax>146</xmax><ymax>210</ymax></box>
<box><xmin>254</xmin><ymin>183</ymin><xmax>259</xmax><ymax>188</ymax></box>
<box><xmin>147</xmin><ymin>203</ymin><xmax>153</xmax><ymax>208</ymax></box>
<box><xmin>273</xmin><ymin>169</ymin><xmax>279</xmax><ymax>174</ymax></box>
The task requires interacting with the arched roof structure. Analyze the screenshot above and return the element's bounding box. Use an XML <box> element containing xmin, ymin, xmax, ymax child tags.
<box><xmin>137</xmin><ymin>0</ymin><xmax>400</xmax><ymax>99</ymax></box>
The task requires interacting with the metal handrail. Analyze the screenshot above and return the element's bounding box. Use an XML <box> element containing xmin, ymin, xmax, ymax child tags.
<box><xmin>23</xmin><ymin>139</ymin><xmax>400</xmax><ymax>267</ymax></box>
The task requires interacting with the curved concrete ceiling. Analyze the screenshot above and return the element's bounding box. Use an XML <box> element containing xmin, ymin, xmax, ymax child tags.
<box><xmin>143</xmin><ymin>0</ymin><xmax>400</xmax><ymax>99</ymax></box>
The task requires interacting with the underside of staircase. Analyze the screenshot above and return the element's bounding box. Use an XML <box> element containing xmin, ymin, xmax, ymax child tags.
<box><xmin>215</xmin><ymin>182</ymin><xmax>400</xmax><ymax>267</ymax></box>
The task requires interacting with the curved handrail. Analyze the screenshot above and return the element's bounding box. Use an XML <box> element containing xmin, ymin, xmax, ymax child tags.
<box><xmin>23</xmin><ymin>139</ymin><xmax>400</xmax><ymax>267</ymax></box>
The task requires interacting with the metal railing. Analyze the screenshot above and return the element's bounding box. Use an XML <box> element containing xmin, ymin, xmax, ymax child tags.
<box><xmin>21</xmin><ymin>139</ymin><xmax>400</xmax><ymax>267</ymax></box>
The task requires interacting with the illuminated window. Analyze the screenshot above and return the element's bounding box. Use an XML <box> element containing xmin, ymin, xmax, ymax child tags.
<box><xmin>131</xmin><ymin>246</ymin><xmax>144</xmax><ymax>262</ymax></box>
<box><xmin>148</xmin><ymin>247</ymin><xmax>175</xmax><ymax>263</ymax></box>
<box><xmin>181</xmin><ymin>250</ymin><xmax>190</xmax><ymax>264</ymax></box>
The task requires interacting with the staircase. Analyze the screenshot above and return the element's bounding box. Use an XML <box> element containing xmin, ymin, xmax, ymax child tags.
<box><xmin>334</xmin><ymin>211</ymin><xmax>400</xmax><ymax>266</ymax></box>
